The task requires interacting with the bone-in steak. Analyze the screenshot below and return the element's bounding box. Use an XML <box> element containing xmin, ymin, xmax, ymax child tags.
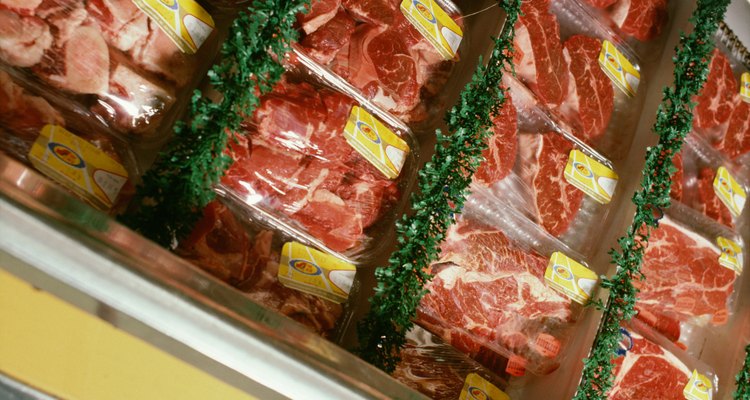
<box><xmin>635</xmin><ymin>217</ymin><xmax>736</xmax><ymax>340</ymax></box>
<box><xmin>418</xmin><ymin>218</ymin><xmax>571</xmax><ymax>375</ymax></box>
<box><xmin>608</xmin><ymin>328</ymin><xmax>691</xmax><ymax>400</ymax></box>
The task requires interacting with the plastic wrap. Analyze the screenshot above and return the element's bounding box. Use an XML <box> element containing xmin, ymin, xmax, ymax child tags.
<box><xmin>178</xmin><ymin>199</ymin><xmax>359</xmax><ymax>340</ymax></box>
<box><xmin>513</xmin><ymin>0</ymin><xmax>648</xmax><ymax>161</ymax></box>
<box><xmin>477</xmin><ymin>74</ymin><xmax>618</xmax><ymax>257</ymax></box>
<box><xmin>293</xmin><ymin>0</ymin><xmax>464</xmax><ymax>124</ymax></box>
<box><xmin>0</xmin><ymin>66</ymin><xmax>136</xmax><ymax>212</ymax></box>
<box><xmin>0</xmin><ymin>0</ymin><xmax>222</xmax><ymax>143</ymax></box>
<box><xmin>633</xmin><ymin>201</ymin><xmax>743</xmax><ymax>350</ymax></box>
<box><xmin>391</xmin><ymin>326</ymin><xmax>511</xmax><ymax>400</ymax></box>
<box><xmin>577</xmin><ymin>0</ymin><xmax>670</xmax><ymax>44</ymax></box>
<box><xmin>670</xmin><ymin>134</ymin><xmax>748</xmax><ymax>229</ymax></box>
<box><xmin>415</xmin><ymin>186</ymin><xmax>601</xmax><ymax>376</ymax></box>
<box><xmin>609</xmin><ymin>319</ymin><xmax>720</xmax><ymax>400</ymax></box>
<box><xmin>689</xmin><ymin>27</ymin><xmax>750</xmax><ymax>177</ymax></box>
<box><xmin>214</xmin><ymin>52</ymin><xmax>419</xmax><ymax>264</ymax></box>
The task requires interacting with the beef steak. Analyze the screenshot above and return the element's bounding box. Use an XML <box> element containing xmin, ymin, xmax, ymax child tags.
<box><xmin>718</xmin><ymin>99</ymin><xmax>750</xmax><ymax>160</ymax></box>
<box><xmin>610</xmin><ymin>0</ymin><xmax>668</xmax><ymax>41</ymax></box>
<box><xmin>475</xmin><ymin>92</ymin><xmax>518</xmax><ymax>185</ymax></box>
<box><xmin>693</xmin><ymin>49</ymin><xmax>737</xmax><ymax>132</ymax></box>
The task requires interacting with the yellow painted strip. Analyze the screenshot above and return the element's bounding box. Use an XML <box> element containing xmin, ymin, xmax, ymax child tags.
<box><xmin>0</xmin><ymin>268</ymin><xmax>255</xmax><ymax>400</ymax></box>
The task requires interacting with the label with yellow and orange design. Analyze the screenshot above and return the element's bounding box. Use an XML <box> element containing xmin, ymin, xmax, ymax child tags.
<box><xmin>564</xmin><ymin>150</ymin><xmax>619</xmax><ymax>204</ymax></box>
<box><xmin>343</xmin><ymin>106</ymin><xmax>409</xmax><ymax>180</ymax></box>
<box><xmin>400</xmin><ymin>0</ymin><xmax>462</xmax><ymax>60</ymax></box>
<box><xmin>278</xmin><ymin>242</ymin><xmax>356</xmax><ymax>303</ymax></box>
<box><xmin>133</xmin><ymin>0</ymin><xmax>214</xmax><ymax>54</ymax></box>
<box><xmin>713</xmin><ymin>166</ymin><xmax>746</xmax><ymax>217</ymax></box>
<box><xmin>459</xmin><ymin>373</ymin><xmax>510</xmax><ymax>400</ymax></box>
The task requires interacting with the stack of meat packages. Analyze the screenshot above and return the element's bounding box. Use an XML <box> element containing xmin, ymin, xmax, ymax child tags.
<box><xmin>0</xmin><ymin>0</ymin><xmax>216</xmax><ymax>139</ymax></box>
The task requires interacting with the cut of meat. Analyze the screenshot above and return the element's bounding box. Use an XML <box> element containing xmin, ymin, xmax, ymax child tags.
<box><xmin>0</xmin><ymin>0</ymin><xmax>44</xmax><ymax>14</ymax></box>
<box><xmin>180</xmin><ymin>201</ymin><xmax>343</xmax><ymax>337</ymax></box>
<box><xmin>221</xmin><ymin>78</ymin><xmax>400</xmax><ymax>253</ymax></box>
<box><xmin>86</xmin><ymin>0</ymin><xmax>150</xmax><ymax>53</ymax></box>
<box><xmin>610</xmin><ymin>0</ymin><xmax>668</xmax><ymax>41</ymax></box>
<box><xmin>518</xmin><ymin>133</ymin><xmax>584</xmax><ymax>237</ymax></box>
<box><xmin>0</xmin><ymin>10</ymin><xmax>53</xmax><ymax>67</ymax></box>
<box><xmin>129</xmin><ymin>19</ymin><xmax>194</xmax><ymax>86</ymax></box>
<box><xmin>692</xmin><ymin>50</ymin><xmax>737</xmax><ymax>132</ymax></box>
<box><xmin>475</xmin><ymin>92</ymin><xmax>518</xmax><ymax>185</ymax></box>
<box><xmin>583</xmin><ymin>0</ymin><xmax>617</xmax><ymax>7</ymax></box>
<box><xmin>342</xmin><ymin>0</ymin><xmax>398</xmax><ymax>26</ymax></box>
<box><xmin>717</xmin><ymin>100</ymin><xmax>750</xmax><ymax>160</ymax></box>
<box><xmin>0</xmin><ymin>69</ymin><xmax>62</xmax><ymax>137</ymax></box>
<box><xmin>635</xmin><ymin>217</ymin><xmax>736</xmax><ymax>340</ymax></box>
<box><xmin>669</xmin><ymin>152</ymin><xmax>683</xmax><ymax>201</ymax></box>
<box><xmin>608</xmin><ymin>328</ymin><xmax>691</xmax><ymax>400</ymax></box>
<box><xmin>513</xmin><ymin>0</ymin><xmax>568</xmax><ymax>107</ymax></box>
<box><xmin>298</xmin><ymin>0</ymin><xmax>340</xmax><ymax>34</ymax></box>
<box><xmin>37</xmin><ymin>23</ymin><xmax>110</xmax><ymax>94</ymax></box>
<box><xmin>418</xmin><ymin>218</ymin><xmax>571</xmax><ymax>375</ymax></box>
<box><xmin>696</xmin><ymin>167</ymin><xmax>733</xmax><ymax>228</ymax></box>
<box><xmin>300</xmin><ymin>9</ymin><xmax>356</xmax><ymax>65</ymax></box>
<box><xmin>559</xmin><ymin>35</ymin><xmax>614</xmax><ymax>144</ymax></box>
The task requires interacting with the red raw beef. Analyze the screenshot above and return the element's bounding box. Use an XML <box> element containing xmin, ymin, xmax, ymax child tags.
<box><xmin>300</xmin><ymin>9</ymin><xmax>356</xmax><ymax>64</ymax></box>
<box><xmin>608</xmin><ymin>328</ymin><xmax>691</xmax><ymax>400</ymax></box>
<box><xmin>0</xmin><ymin>0</ymin><xmax>44</xmax><ymax>14</ymax></box>
<box><xmin>635</xmin><ymin>217</ymin><xmax>737</xmax><ymax>340</ymax></box>
<box><xmin>342</xmin><ymin>0</ymin><xmax>398</xmax><ymax>26</ymax></box>
<box><xmin>180</xmin><ymin>201</ymin><xmax>343</xmax><ymax>336</ymax></box>
<box><xmin>693</xmin><ymin>50</ymin><xmax>737</xmax><ymax>132</ymax></box>
<box><xmin>298</xmin><ymin>0</ymin><xmax>340</xmax><ymax>34</ymax></box>
<box><xmin>610</xmin><ymin>0</ymin><xmax>668</xmax><ymax>41</ymax></box>
<box><xmin>0</xmin><ymin>10</ymin><xmax>52</xmax><ymax>67</ymax></box>
<box><xmin>583</xmin><ymin>0</ymin><xmax>617</xmax><ymax>7</ymax></box>
<box><xmin>0</xmin><ymin>69</ymin><xmax>62</xmax><ymax>136</ymax></box>
<box><xmin>221</xmin><ymin>79</ymin><xmax>399</xmax><ymax>252</ymax></box>
<box><xmin>475</xmin><ymin>92</ymin><xmax>518</xmax><ymax>185</ymax></box>
<box><xmin>718</xmin><ymin>100</ymin><xmax>750</xmax><ymax>160</ymax></box>
<box><xmin>518</xmin><ymin>132</ymin><xmax>584</xmax><ymax>237</ymax></box>
<box><xmin>696</xmin><ymin>167</ymin><xmax>733</xmax><ymax>228</ymax></box>
<box><xmin>418</xmin><ymin>218</ymin><xmax>571</xmax><ymax>375</ymax></box>
<box><xmin>513</xmin><ymin>0</ymin><xmax>568</xmax><ymax>106</ymax></box>
<box><xmin>670</xmin><ymin>152</ymin><xmax>683</xmax><ymax>201</ymax></box>
<box><xmin>559</xmin><ymin>35</ymin><xmax>614</xmax><ymax>144</ymax></box>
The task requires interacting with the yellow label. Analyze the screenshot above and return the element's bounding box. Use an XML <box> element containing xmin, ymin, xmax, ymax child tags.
<box><xmin>28</xmin><ymin>125</ymin><xmax>128</xmax><ymax>211</ymax></box>
<box><xmin>343</xmin><ymin>106</ymin><xmax>409</xmax><ymax>180</ymax></box>
<box><xmin>544</xmin><ymin>252</ymin><xmax>598</xmax><ymax>305</ymax></box>
<box><xmin>278</xmin><ymin>242</ymin><xmax>356</xmax><ymax>304</ymax></box>
<box><xmin>598</xmin><ymin>40</ymin><xmax>640</xmax><ymax>97</ymax></box>
<box><xmin>713</xmin><ymin>166</ymin><xmax>746</xmax><ymax>217</ymax></box>
<box><xmin>683</xmin><ymin>370</ymin><xmax>713</xmax><ymax>400</ymax></box>
<box><xmin>717</xmin><ymin>236</ymin><xmax>743</xmax><ymax>274</ymax></box>
<box><xmin>564</xmin><ymin>150</ymin><xmax>619</xmax><ymax>204</ymax></box>
<box><xmin>741</xmin><ymin>72</ymin><xmax>750</xmax><ymax>103</ymax></box>
<box><xmin>400</xmin><ymin>0</ymin><xmax>463</xmax><ymax>60</ymax></box>
<box><xmin>133</xmin><ymin>0</ymin><xmax>214</xmax><ymax>54</ymax></box>
<box><xmin>458</xmin><ymin>373</ymin><xmax>510</xmax><ymax>400</ymax></box>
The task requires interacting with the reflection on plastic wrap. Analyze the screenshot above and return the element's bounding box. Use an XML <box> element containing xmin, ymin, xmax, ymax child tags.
<box><xmin>295</xmin><ymin>0</ymin><xmax>462</xmax><ymax>123</ymax></box>
<box><xmin>0</xmin><ymin>0</ymin><xmax>219</xmax><ymax>141</ymax></box>
<box><xmin>392</xmin><ymin>326</ymin><xmax>510</xmax><ymax>400</ymax></box>
<box><xmin>217</xmin><ymin>70</ymin><xmax>417</xmax><ymax>262</ymax></box>
<box><xmin>178</xmin><ymin>200</ymin><xmax>351</xmax><ymax>339</ymax></box>
<box><xmin>634</xmin><ymin>203</ymin><xmax>743</xmax><ymax>349</ymax></box>
<box><xmin>578</xmin><ymin>0</ymin><xmax>669</xmax><ymax>42</ymax></box>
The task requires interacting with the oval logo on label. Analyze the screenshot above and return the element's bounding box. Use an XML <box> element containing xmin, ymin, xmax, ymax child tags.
<box><xmin>413</xmin><ymin>1</ymin><xmax>436</xmax><ymax>23</ymax></box>
<box><xmin>159</xmin><ymin>0</ymin><xmax>179</xmax><ymax>10</ymax></box>
<box><xmin>553</xmin><ymin>265</ymin><xmax>573</xmax><ymax>281</ymax></box>
<box><xmin>617</xmin><ymin>328</ymin><xmax>633</xmax><ymax>356</ymax></box>
<box><xmin>606</xmin><ymin>53</ymin><xmax>622</xmax><ymax>72</ymax></box>
<box><xmin>573</xmin><ymin>162</ymin><xmax>593</xmax><ymax>179</ymax></box>
<box><xmin>719</xmin><ymin>177</ymin><xmax>732</xmax><ymax>194</ymax></box>
<box><xmin>356</xmin><ymin>121</ymin><xmax>381</xmax><ymax>144</ymax></box>
<box><xmin>290</xmin><ymin>259</ymin><xmax>322</xmax><ymax>276</ymax></box>
<box><xmin>723</xmin><ymin>246</ymin><xmax>735</xmax><ymax>257</ymax></box>
<box><xmin>694</xmin><ymin>379</ymin><xmax>708</xmax><ymax>392</ymax></box>
<box><xmin>468</xmin><ymin>387</ymin><xmax>488</xmax><ymax>400</ymax></box>
<box><xmin>49</xmin><ymin>143</ymin><xmax>85</xmax><ymax>168</ymax></box>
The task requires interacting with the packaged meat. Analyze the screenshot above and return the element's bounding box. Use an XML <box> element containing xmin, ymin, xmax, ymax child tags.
<box><xmin>634</xmin><ymin>202</ymin><xmax>743</xmax><ymax>348</ymax></box>
<box><xmin>0</xmin><ymin>0</ymin><xmax>222</xmax><ymax>142</ymax></box>
<box><xmin>580</xmin><ymin>0</ymin><xmax>669</xmax><ymax>43</ymax></box>
<box><xmin>294</xmin><ymin>0</ymin><xmax>463</xmax><ymax>124</ymax></box>
<box><xmin>670</xmin><ymin>135</ymin><xmax>747</xmax><ymax>229</ymax></box>
<box><xmin>477</xmin><ymin>74</ymin><xmax>619</xmax><ymax>256</ymax></box>
<box><xmin>689</xmin><ymin>28</ymin><xmax>750</xmax><ymax>176</ymax></box>
<box><xmin>178</xmin><ymin>199</ymin><xmax>359</xmax><ymax>339</ymax></box>
<box><xmin>215</xmin><ymin>55</ymin><xmax>418</xmax><ymax>263</ymax></box>
<box><xmin>416</xmin><ymin>187</ymin><xmax>600</xmax><ymax>376</ymax></box>
<box><xmin>0</xmin><ymin>67</ymin><xmax>136</xmax><ymax>212</ymax></box>
<box><xmin>608</xmin><ymin>320</ymin><xmax>719</xmax><ymax>400</ymax></box>
<box><xmin>391</xmin><ymin>326</ymin><xmax>511</xmax><ymax>400</ymax></box>
<box><xmin>513</xmin><ymin>0</ymin><xmax>648</xmax><ymax>161</ymax></box>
